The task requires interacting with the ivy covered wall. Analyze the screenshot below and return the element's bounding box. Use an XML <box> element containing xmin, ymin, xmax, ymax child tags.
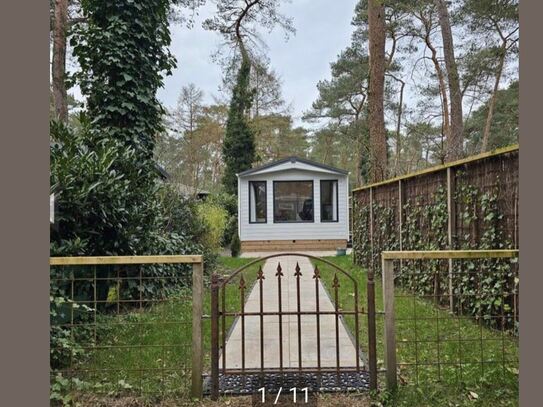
<box><xmin>352</xmin><ymin>147</ymin><xmax>519</xmax><ymax>331</ymax></box>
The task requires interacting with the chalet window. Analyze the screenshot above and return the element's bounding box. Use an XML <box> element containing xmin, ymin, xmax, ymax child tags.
<box><xmin>249</xmin><ymin>181</ymin><xmax>267</xmax><ymax>223</ymax></box>
<box><xmin>273</xmin><ymin>181</ymin><xmax>314</xmax><ymax>223</ymax></box>
<box><xmin>320</xmin><ymin>180</ymin><xmax>338</xmax><ymax>222</ymax></box>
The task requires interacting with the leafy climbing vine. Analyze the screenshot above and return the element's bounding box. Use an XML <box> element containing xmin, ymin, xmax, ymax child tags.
<box><xmin>353</xmin><ymin>175</ymin><xmax>518</xmax><ymax>333</ymax></box>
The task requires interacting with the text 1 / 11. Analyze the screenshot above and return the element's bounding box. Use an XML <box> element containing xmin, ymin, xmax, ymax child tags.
<box><xmin>258</xmin><ymin>387</ymin><xmax>309</xmax><ymax>404</ymax></box>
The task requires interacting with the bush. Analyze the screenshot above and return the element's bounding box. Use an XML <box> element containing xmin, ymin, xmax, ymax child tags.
<box><xmin>196</xmin><ymin>202</ymin><xmax>229</xmax><ymax>251</ymax></box>
<box><xmin>206</xmin><ymin>192</ymin><xmax>238</xmax><ymax>217</ymax></box>
<box><xmin>49</xmin><ymin>120</ymin><xmax>215</xmax><ymax>377</ymax></box>
<box><xmin>223</xmin><ymin>214</ymin><xmax>238</xmax><ymax>248</ymax></box>
<box><xmin>206</xmin><ymin>192</ymin><xmax>238</xmax><ymax>247</ymax></box>
<box><xmin>230</xmin><ymin>230</ymin><xmax>241</xmax><ymax>257</ymax></box>
<box><xmin>50</xmin><ymin>118</ymin><xmax>162</xmax><ymax>257</ymax></box>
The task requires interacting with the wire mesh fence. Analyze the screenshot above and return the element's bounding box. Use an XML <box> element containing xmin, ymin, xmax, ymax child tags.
<box><xmin>381</xmin><ymin>251</ymin><xmax>519</xmax><ymax>397</ymax></box>
<box><xmin>49</xmin><ymin>256</ymin><xmax>204</xmax><ymax>404</ymax></box>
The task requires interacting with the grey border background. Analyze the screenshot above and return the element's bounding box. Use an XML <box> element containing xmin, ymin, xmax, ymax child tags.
<box><xmin>0</xmin><ymin>0</ymin><xmax>50</xmax><ymax>405</ymax></box>
<box><xmin>0</xmin><ymin>0</ymin><xmax>539</xmax><ymax>405</ymax></box>
<box><xmin>519</xmin><ymin>1</ymin><xmax>541</xmax><ymax>405</ymax></box>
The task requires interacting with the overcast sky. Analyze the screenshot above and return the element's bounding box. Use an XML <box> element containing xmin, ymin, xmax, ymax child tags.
<box><xmin>157</xmin><ymin>0</ymin><xmax>359</xmax><ymax>126</ymax></box>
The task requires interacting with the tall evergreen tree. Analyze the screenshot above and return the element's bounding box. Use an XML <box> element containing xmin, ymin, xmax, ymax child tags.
<box><xmin>222</xmin><ymin>57</ymin><xmax>256</xmax><ymax>194</ymax></box>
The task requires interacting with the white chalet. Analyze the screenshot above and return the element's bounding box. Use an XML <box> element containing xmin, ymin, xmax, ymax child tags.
<box><xmin>237</xmin><ymin>157</ymin><xmax>349</xmax><ymax>252</ymax></box>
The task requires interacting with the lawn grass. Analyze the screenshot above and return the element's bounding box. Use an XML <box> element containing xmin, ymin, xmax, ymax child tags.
<box><xmin>78</xmin><ymin>256</ymin><xmax>261</xmax><ymax>401</ymax></box>
<box><xmin>314</xmin><ymin>255</ymin><xmax>519</xmax><ymax>406</ymax></box>
<box><xmin>77</xmin><ymin>255</ymin><xmax>518</xmax><ymax>406</ymax></box>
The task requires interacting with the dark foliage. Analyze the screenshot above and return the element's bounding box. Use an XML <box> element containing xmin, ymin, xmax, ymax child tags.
<box><xmin>222</xmin><ymin>58</ymin><xmax>256</xmax><ymax>195</ymax></box>
<box><xmin>464</xmin><ymin>81</ymin><xmax>519</xmax><ymax>153</ymax></box>
<box><xmin>230</xmin><ymin>230</ymin><xmax>241</xmax><ymax>258</ymax></box>
<box><xmin>72</xmin><ymin>0</ymin><xmax>175</xmax><ymax>157</ymax></box>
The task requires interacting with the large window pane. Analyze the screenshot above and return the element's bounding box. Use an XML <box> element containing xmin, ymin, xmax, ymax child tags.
<box><xmin>321</xmin><ymin>180</ymin><xmax>338</xmax><ymax>222</ymax></box>
<box><xmin>249</xmin><ymin>181</ymin><xmax>267</xmax><ymax>223</ymax></box>
<box><xmin>273</xmin><ymin>181</ymin><xmax>314</xmax><ymax>223</ymax></box>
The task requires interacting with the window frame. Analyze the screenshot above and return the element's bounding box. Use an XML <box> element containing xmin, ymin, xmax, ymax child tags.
<box><xmin>320</xmin><ymin>179</ymin><xmax>339</xmax><ymax>223</ymax></box>
<box><xmin>272</xmin><ymin>180</ymin><xmax>315</xmax><ymax>224</ymax></box>
<box><xmin>248</xmin><ymin>180</ymin><xmax>267</xmax><ymax>224</ymax></box>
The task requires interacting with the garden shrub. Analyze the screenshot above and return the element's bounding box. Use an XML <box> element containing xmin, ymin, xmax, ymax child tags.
<box><xmin>49</xmin><ymin>119</ymin><xmax>212</xmax><ymax>376</ymax></box>
<box><xmin>223</xmin><ymin>214</ymin><xmax>239</xmax><ymax>248</ymax></box>
<box><xmin>196</xmin><ymin>201</ymin><xmax>229</xmax><ymax>252</ymax></box>
<box><xmin>230</xmin><ymin>231</ymin><xmax>241</xmax><ymax>258</ymax></box>
<box><xmin>206</xmin><ymin>192</ymin><xmax>238</xmax><ymax>247</ymax></box>
<box><xmin>206</xmin><ymin>192</ymin><xmax>238</xmax><ymax>217</ymax></box>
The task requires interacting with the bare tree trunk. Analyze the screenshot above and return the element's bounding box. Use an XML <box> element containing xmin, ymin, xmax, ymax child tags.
<box><xmin>388</xmin><ymin>75</ymin><xmax>405</xmax><ymax>176</ymax></box>
<box><xmin>481</xmin><ymin>43</ymin><xmax>506</xmax><ymax>153</ymax></box>
<box><xmin>425</xmin><ymin>33</ymin><xmax>451</xmax><ymax>151</ymax></box>
<box><xmin>435</xmin><ymin>0</ymin><xmax>463</xmax><ymax>161</ymax></box>
<box><xmin>368</xmin><ymin>0</ymin><xmax>388</xmax><ymax>183</ymax></box>
<box><xmin>52</xmin><ymin>0</ymin><xmax>68</xmax><ymax>122</ymax></box>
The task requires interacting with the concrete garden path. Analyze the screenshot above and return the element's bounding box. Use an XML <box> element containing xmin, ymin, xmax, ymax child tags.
<box><xmin>220</xmin><ymin>255</ymin><xmax>363</xmax><ymax>370</ymax></box>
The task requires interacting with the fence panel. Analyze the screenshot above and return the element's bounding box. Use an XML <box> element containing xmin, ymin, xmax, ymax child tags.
<box><xmin>352</xmin><ymin>145</ymin><xmax>519</xmax><ymax>312</ymax></box>
<box><xmin>49</xmin><ymin>255</ymin><xmax>204</xmax><ymax>404</ymax></box>
<box><xmin>381</xmin><ymin>250</ymin><xmax>519</xmax><ymax>397</ymax></box>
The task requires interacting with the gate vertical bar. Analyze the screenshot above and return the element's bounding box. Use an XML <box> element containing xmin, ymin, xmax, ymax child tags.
<box><xmin>276</xmin><ymin>263</ymin><xmax>284</xmax><ymax>372</ymax></box>
<box><xmin>210</xmin><ymin>273</ymin><xmax>220</xmax><ymax>400</ymax></box>
<box><xmin>258</xmin><ymin>266</ymin><xmax>265</xmax><ymax>374</ymax></box>
<box><xmin>221</xmin><ymin>284</ymin><xmax>226</xmax><ymax>373</ymax></box>
<box><xmin>354</xmin><ymin>285</ymin><xmax>360</xmax><ymax>372</ymax></box>
<box><xmin>313</xmin><ymin>266</ymin><xmax>322</xmax><ymax>374</ymax></box>
<box><xmin>332</xmin><ymin>274</ymin><xmax>341</xmax><ymax>382</ymax></box>
<box><xmin>382</xmin><ymin>257</ymin><xmax>397</xmax><ymax>390</ymax></box>
<box><xmin>191</xmin><ymin>261</ymin><xmax>204</xmax><ymax>399</ymax></box>
<box><xmin>367</xmin><ymin>266</ymin><xmax>377</xmax><ymax>390</ymax></box>
<box><xmin>294</xmin><ymin>262</ymin><xmax>303</xmax><ymax>370</ymax></box>
<box><xmin>239</xmin><ymin>274</ymin><xmax>246</xmax><ymax>374</ymax></box>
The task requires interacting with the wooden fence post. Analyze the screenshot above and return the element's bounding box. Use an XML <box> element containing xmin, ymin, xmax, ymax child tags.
<box><xmin>210</xmin><ymin>273</ymin><xmax>220</xmax><ymax>401</ymax></box>
<box><xmin>367</xmin><ymin>267</ymin><xmax>378</xmax><ymax>391</ymax></box>
<box><xmin>191</xmin><ymin>261</ymin><xmax>204</xmax><ymax>399</ymax></box>
<box><xmin>369</xmin><ymin>187</ymin><xmax>374</xmax><ymax>271</ymax></box>
<box><xmin>352</xmin><ymin>190</ymin><xmax>356</xmax><ymax>264</ymax></box>
<box><xmin>447</xmin><ymin>167</ymin><xmax>456</xmax><ymax>312</ymax></box>
<box><xmin>382</xmin><ymin>257</ymin><xmax>397</xmax><ymax>391</ymax></box>
<box><xmin>398</xmin><ymin>180</ymin><xmax>404</xmax><ymax>272</ymax></box>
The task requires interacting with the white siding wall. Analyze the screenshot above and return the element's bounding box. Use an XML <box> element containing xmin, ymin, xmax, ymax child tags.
<box><xmin>238</xmin><ymin>169</ymin><xmax>349</xmax><ymax>241</ymax></box>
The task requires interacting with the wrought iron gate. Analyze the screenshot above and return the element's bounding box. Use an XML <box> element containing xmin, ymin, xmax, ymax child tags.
<box><xmin>209</xmin><ymin>253</ymin><xmax>377</xmax><ymax>399</ymax></box>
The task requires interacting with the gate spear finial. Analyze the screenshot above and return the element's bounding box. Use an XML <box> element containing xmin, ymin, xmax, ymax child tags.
<box><xmin>294</xmin><ymin>262</ymin><xmax>302</xmax><ymax>277</ymax></box>
<box><xmin>313</xmin><ymin>265</ymin><xmax>321</xmax><ymax>279</ymax></box>
<box><xmin>332</xmin><ymin>273</ymin><xmax>340</xmax><ymax>288</ymax></box>
<box><xmin>275</xmin><ymin>262</ymin><xmax>283</xmax><ymax>277</ymax></box>
<box><xmin>257</xmin><ymin>265</ymin><xmax>265</xmax><ymax>280</ymax></box>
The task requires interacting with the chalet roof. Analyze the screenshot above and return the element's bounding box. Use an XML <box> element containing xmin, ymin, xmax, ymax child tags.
<box><xmin>237</xmin><ymin>156</ymin><xmax>348</xmax><ymax>177</ymax></box>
